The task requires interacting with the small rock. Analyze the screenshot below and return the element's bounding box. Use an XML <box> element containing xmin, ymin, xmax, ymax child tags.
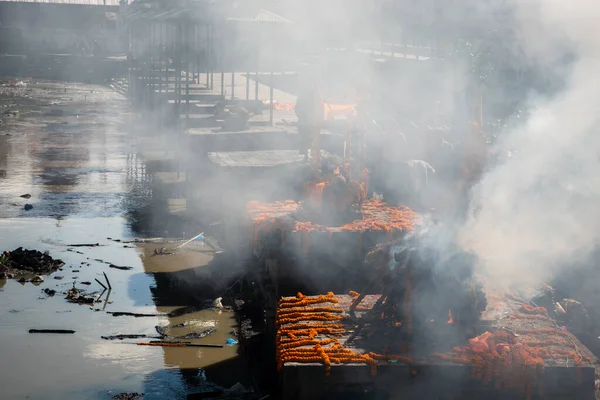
<box><xmin>80</xmin><ymin>281</ymin><xmax>91</xmax><ymax>285</ymax></box>
<box><xmin>23</xmin><ymin>204</ymin><xmax>33</xmax><ymax>211</ymax></box>
<box><xmin>18</xmin><ymin>277</ymin><xmax>28</xmax><ymax>283</ymax></box>
<box><xmin>31</xmin><ymin>275</ymin><xmax>44</xmax><ymax>283</ymax></box>
<box><xmin>6</xmin><ymin>273</ymin><xmax>14</xmax><ymax>279</ymax></box>
<box><xmin>73</xmin><ymin>270</ymin><xmax>80</xmax><ymax>273</ymax></box>
<box><xmin>54</xmin><ymin>276</ymin><xmax>64</xmax><ymax>280</ymax></box>
<box><xmin>44</xmin><ymin>288</ymin><xmax>56</xmax><ymax>296</ymax></box>
<box><xmin>0</xmin><ymin>170</ymin><xmax>6</xmax><ymax>178</ymax></box>
<box><xmin>20</xmin><ymin>194</ymin><xmax>31</xmax><ymax>199</ymax></box>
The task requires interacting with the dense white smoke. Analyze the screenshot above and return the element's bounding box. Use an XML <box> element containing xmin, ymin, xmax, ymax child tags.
<box><xmin>460</xmin><ymin>0</ymin><xmax>600</xmax><ymax>288</ymax></box>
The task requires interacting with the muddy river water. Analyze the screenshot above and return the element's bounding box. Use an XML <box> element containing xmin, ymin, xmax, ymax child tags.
<box><xmin>0</xmin><ymin>81</ymin><xmax>246</xmax><ymax>399</ymax></box>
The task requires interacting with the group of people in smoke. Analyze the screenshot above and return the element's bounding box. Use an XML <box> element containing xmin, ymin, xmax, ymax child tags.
<box><xmin>294</xmin><ymin>83</ymin><xmax>489</xmax><ymax>213</ymax></box>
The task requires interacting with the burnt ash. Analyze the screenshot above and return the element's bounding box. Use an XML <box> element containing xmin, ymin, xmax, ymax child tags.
<box><xmin>1</xmin><ymin>247</ymin><xmax>64</xmax><ymax>276</ymax></box>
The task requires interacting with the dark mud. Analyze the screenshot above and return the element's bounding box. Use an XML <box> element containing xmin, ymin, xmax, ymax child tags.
<box><xmin>0</xmin><ymin>247</ymin><xmax>64</xmax><ymax>277</ymax></box>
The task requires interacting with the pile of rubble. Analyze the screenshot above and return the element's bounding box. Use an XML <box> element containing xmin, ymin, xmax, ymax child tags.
<box><xmin>0</xmin><ymin>248</ymin><xmax>64</xmax><ymax>279</ymax></box>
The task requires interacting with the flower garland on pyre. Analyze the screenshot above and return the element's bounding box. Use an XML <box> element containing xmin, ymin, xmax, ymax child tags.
<box><xmin>276</xmin><ymin>292</ymin><xmax>412</xmax><ymax>376</ymax></box>
<box><xmin>246</xmin><ymin>199</ymin><xmax>419</xmax><ymax>250</ymax></box>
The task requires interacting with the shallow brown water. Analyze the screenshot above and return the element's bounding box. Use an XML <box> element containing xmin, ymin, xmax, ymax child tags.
<box><xmin>0</xmin><ymin>81</ymin><xmax>245</xmax><ymax>400</ymax></box>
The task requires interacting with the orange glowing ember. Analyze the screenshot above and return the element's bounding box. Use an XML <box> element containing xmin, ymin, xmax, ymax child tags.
<box><xmin>447</xmin><ymin>309</ymin><xmax>454</xmax><ymax>324</ymax></box>
<box><xmin>274</xmin><ymin>103</ymin><xmax>295</xmax><ymax>111</ymax></box>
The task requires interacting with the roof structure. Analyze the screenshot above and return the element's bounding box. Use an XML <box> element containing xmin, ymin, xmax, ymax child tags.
<box><xmin>225</xmin><ymin>8</ymin><xmax>291</xmax><ymax>24</ymax></box>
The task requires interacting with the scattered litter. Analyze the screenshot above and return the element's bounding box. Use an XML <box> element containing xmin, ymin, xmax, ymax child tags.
<box><xmin>153</xmin><ymin>247</ymin><xmax>172</xmax><ymax>255</ymax></box>
<box><xmin>109</xmin><ymin>264</ymin><xmax>133</xmax><ymax>271</ymax></box>
<box><xmin>102</xmin><ymin>272</ymin><xmax>112</xmax><ymax>289</ymax></box>
<box><xmin>108</xmin><ymin>312</ymin><xmax>166</xmax><ymax>318</ymax></box>
<box><xmin>155</xmin><ymin>326</ymin><xmax>217</xmax><ymax>340</ymax></box>
<box><xmin>65</xmin><ymin>287</ymin><xmax>96</xmax><ymax>304</ymax></box>
<box><xmin>101</xmin><ymin>334</ymin><xmax>154</xmax><ymax>340</ymax></box>
<box><xmin>137</xmin><ymin>342</ymin><xmax>223</xmax><ymax>348</ymax></box>
<box><xmin>226</xmin><ymin>338</ymin><xmax>238</xmax><ymax>346</ymax></box>
<box><xmin>29</xmin><ymin>329</ymin><xmax>75</xmax><ymax>334</ymax></box>
<box><xmin>176</xmin><ymin>328</ymin><xmax>217</xmax><ymax>340</ymax></box>
<box><xmin>95</xmin><ymin>278</ymin><xmax>107</xmax><ymax>290</ymax></box>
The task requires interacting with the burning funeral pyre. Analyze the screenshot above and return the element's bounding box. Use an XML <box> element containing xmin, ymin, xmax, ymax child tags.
<box><xmin>355</xmin><ymin>221</ymin><xmax>488</xmax><ymax>341</ymax></box>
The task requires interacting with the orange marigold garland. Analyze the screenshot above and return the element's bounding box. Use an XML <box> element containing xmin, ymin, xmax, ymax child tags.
<box><xmin>276</xmin><ymin>293</ymin><xmax>412</xmax><ymax>377</ymax></box>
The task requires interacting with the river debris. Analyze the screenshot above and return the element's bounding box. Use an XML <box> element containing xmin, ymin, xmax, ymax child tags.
<box><xmin>103</xmin><ymin>272</ymin><xmax>112</xmax><ymax>289</ymax></box>
<box><xmin>153</xmin><ymin>247</ymin><xmax>173</xmax><ymax>255</ymax></box>
<box><xmin>112</xmin><ymin>393</ymin><xmax>143</xmax><ymax>400</ymax></box>
<box><xmin>167</xmin><ymin>300</ymin><xmax>227</xmax><ymax>318</ymax></box>
<box><xmin>0</xmin><ymin>248</ymin><xmax>64</xmax><ymax>276</ymax></box>
<box><xmin>137</xmin><ymin>341</ymin><xmax>224</xmax><ymax>348</ymax></box>
<box><xmin>65</xmin><ymin>287</ymin><xmax>96</xmax><ymax>304</ymax></box>
<box><xmin>109</xmin><ymin>264</ymin><xmax>133</xmax><ymax>271</ymax></box>
<box><xmin>101</xmin><ymin>334</ymin><xmax>157</xmax><ymax>340</ymax></box>
<box><xmin>108</xmin><ymin>311</ymin><xmax>167</xmax><ymax>318</ymax></box>
<box><xmin>178</xmin><ymin>328</ymin><xmax>217</xmax><ymax>340</ymax></box>
<box><xmin>155</xmin><ymin>325</ymin><xmax>217</xmax><ymax>340</ymax></box>
<box><xmin>29</xmin><ymin>329</ymin><xmax>75</xmax><ymax>334</ymax></box>
<box><xmin>95</xmin><ymin>278</ymin><xmax>107</xmax><ymax>290</ymax></box>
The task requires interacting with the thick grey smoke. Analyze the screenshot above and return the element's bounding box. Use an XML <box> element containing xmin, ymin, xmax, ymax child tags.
<box><xmin>460</xmin><ymin>0</ymin><xmax>600</xmax><ymax>288</ymax></box>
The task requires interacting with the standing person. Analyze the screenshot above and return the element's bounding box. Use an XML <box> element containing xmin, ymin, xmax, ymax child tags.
<box><xmin>295</xmin><ymin>84</ymin><xmax>324</xmax><ymax>162</ymax></box>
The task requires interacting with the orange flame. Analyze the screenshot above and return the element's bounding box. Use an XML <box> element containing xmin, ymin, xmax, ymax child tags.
<box><xmin>447</xmin><ymin>309</ymin><xmax>454</xmax><ymax>324</ymax></box>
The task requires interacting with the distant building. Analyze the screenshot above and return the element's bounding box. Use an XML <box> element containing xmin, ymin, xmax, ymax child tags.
<box><xmin>0</xmin><ymin>0</ymin><xmax>123</xmax><ymax>55</ymax></box>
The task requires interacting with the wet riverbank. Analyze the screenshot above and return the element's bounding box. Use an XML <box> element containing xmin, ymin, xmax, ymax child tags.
<box><xmin>0</xmin><ymin>80</ymin><xmax>254</xmax><ymax>400</ymax></box>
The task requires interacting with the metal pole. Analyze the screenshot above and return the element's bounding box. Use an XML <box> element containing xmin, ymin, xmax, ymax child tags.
<box><xmin>221</xmin><ymin>70</ymin><xmax>224</xmax><ymax>96</ymax></box>
<box><xmin>255</xmin><ymin>70</ymin><xmax>259</xmax><ymax>100</ymax></box>
<box><xmin>186</xmin><ymin>23</ymin><xmax>190</xmax><ymax>120</ymax></box>
<box><xmin>209</xmin><ymin>25</ymin><xmax>214</xmax><ymax>90</ymax></box>
<box><xmin>231</xmin><ymin>72</ymin><xmax>235</xmax><ymax>100</ymax></box>
<box><xmin>159</xmin><ymin>22</ymin><xmax>163</xmax><ymax>94</ymax></box>
<box><xmin>269</xmin><ymin>71</ymin><xmax>274</xmax><ymax>125</ymax></box>
<box><xmin>205</xmin><ymin>24</ymin><xmax>209</xmax><ymax>88</ymax></box>
<box><xmin>245</xmin><ymin>71</ymin><xmax>250</xmax><ymax>100</ymax></box>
